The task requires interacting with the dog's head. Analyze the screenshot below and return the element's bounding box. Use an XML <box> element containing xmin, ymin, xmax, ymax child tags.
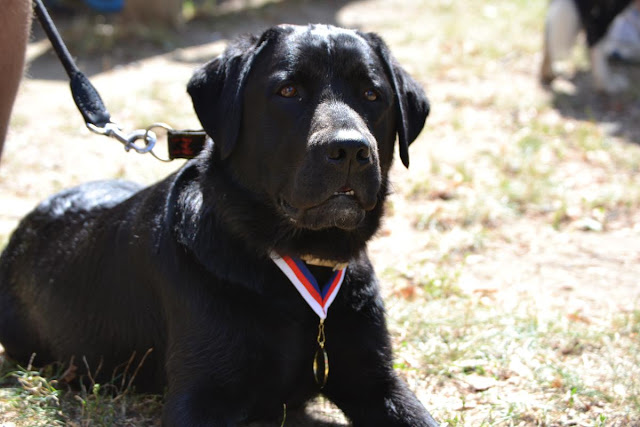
<box><xmin>188</xmin><ymin>24</ymin><xmax>429</xmax><ymax>254</ymax></box>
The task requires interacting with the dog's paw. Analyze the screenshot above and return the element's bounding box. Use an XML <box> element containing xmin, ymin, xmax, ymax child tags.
<box><xmin>595</xmin><ymin>73</ymin><xmax>629</xmax><ymax>94</ymax></box>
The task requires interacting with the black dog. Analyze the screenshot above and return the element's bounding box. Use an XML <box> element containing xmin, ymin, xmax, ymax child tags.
<box><xmin>0</xmin><ymin>24</ymin><xmax>436</xmax><ymax>426</ymax></box>
<box><xmin>541</xmin><ymin>0</ymin><xmax>633</xmax><ymax>93</ymax></box>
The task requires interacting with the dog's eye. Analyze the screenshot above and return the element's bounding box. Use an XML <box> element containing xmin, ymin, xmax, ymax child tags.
<box><xmin>279</xmin><ymin>85</ymin><xmax>298</xmax><ymax>98</ymax></box>
<box><xmin>364</xmin><ymin>89</ymin><xmax>378</xmax><ymax>101</ymax></box>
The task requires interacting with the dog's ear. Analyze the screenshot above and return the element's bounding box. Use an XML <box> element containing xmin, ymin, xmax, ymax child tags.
<box><xmin>187</xmin><ymin>29</ymin><xmax>280</xmax><ymax>160</ymax></box>
<box><xmin>363</xmin><ymin>32</ymin><xmax>430</xmax><ymax>168</ymax></box>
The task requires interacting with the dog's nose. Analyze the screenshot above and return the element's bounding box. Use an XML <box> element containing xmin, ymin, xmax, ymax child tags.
<box><xmin>326</xmin><ymin>129</ymin><xmax>372</xmax><ymax>167</ymax></box>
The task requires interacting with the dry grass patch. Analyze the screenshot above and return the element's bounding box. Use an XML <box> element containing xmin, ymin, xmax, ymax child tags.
<box><xmin>386</xmin><ymin>292</ymin><xmax>640</xmax><ymax>426</ymax></box>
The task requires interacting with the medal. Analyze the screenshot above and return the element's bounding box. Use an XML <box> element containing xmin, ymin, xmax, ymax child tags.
<box><xmin>271</xmin><ymin>253</ymin><xmax>347</xmax><ymax>388</ymax></box>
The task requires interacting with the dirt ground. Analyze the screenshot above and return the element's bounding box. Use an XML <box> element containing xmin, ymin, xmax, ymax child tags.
<box><xmin>1</xmin><ymin>0</ymin><xmax>640</xmax><ymax>425</ymax></box>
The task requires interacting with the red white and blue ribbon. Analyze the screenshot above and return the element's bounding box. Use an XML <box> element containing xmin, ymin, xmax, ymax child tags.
<box><xmin>271</xmin><ymin>254</ymin><xmax>346</xmax><ymax>319</ymax></box>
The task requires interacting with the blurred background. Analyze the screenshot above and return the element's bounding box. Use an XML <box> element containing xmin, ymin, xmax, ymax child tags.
<box><xmin>1</xmin><ymin>0</ymin><xmax>639</xmax><ymax>425</ymax></box>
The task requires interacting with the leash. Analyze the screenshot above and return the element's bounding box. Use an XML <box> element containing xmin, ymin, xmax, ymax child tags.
<box><xmin>32</xmin><ymin>0</ymin><xmax>207</xmax><ymax>161</ymax></box>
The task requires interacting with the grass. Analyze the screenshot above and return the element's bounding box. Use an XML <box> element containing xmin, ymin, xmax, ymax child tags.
<box><xmin>387</xmin><ymin>293</ymin><xmax>640</xmax><ymax>426</ymax></box>
<box><xmin>0</xmin><ymin>355</ymin><xmax>163</xmax><ymax>426</ymax></box>
<box><xmin>410</xmin><ymin>110</ymin><xmax>640</xmax><ymax>232</ymax></box>
<box><xmin>0</xmin><ymin>362</ymin><xmax>63</xmax><ymax>426</ymax></box>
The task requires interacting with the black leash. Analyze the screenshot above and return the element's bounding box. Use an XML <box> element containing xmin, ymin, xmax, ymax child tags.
<box><xmin>32</xmin><ymin>0</ymin><xmax>207</xmax><ymax>160</ymax></box>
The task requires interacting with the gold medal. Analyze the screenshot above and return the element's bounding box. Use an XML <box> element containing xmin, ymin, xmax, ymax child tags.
<box><xmin>313</xmin><ymin>319</ymin><xmax>329</xmax><ymax>388</ymax></box>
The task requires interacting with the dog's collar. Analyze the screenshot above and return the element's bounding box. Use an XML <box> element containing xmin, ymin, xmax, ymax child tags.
<box><xmin>299</xmin><ymin>254</ymin><xmax>349</xmax><ymax>271</ymax></box>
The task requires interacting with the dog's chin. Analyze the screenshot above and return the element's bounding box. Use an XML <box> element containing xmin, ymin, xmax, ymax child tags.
<box><xmin>280</xmin><ymin>195</ymin><xmax>368</xmax><ymax>231</ymax></box>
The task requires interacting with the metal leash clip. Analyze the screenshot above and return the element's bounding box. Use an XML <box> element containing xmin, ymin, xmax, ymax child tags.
<box><xmin>87</xmin><ymin>122</ymin><xmax>206</xmax><ymax>163</ymax></box>
<box><xmin>87</xmin><ymin>122</ymin><xmax>157</xmax><ymax>154</ymax></box>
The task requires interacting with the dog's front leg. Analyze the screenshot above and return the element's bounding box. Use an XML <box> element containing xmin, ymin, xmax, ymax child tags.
<box><xmin>161</xmin><ymin>321</ymin><xmax>257</xmax><ymax>426</ymax></box>
<box><xmin>322</xmin><ymin>308</ymin><xmax>439</xmax><ymax>427</ymax></box>
<box><xmin>329</xmin><ymin>372</ymin><xmax>439</xmax><ymax>427</ymax></box>
<box><xmin>162</xmin><ymin>385</ymin><xmax>246</xmax><ymax>427</ymax></box>
<box><xmin>162</xmin><ymin>389</ymin><xmax>232</xmax><ymax>427</ymax></box>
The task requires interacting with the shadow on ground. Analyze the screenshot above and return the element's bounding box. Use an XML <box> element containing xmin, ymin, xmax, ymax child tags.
<box><xmin>28</xmin><ymin>0</ymin><xmax>358</xmax><ymax>81</ymax></box>
<box><xmin>546</xmin><ymin>63</ymin><xmax>640</xmax><ymax>143</ymax></box>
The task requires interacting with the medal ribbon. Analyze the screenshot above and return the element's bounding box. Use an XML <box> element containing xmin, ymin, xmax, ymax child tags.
<box><xmin>271</xmin><ymin>253</ymin><xmax>347</xmax><ymax>388</ymax></box>
<box><xmin>271</xmin><ymin>254</ymin><xmax>346</xmax><ymax>320</ymax></box>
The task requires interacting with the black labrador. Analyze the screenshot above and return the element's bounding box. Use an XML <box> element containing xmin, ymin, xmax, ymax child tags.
<box><xmin>0</xmin><ymin>24</ymin><xmax>436</xmax><ymax>426</ymax></box>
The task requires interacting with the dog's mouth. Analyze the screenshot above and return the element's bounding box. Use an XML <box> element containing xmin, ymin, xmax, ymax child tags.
<box><xmin>279</xmin><ymin>186</ymin><xmax>369</xmax><ymax>231</ymax></box>
<box><xmin>332</xmin><ymin>186</ymin><xmax>355</xmax><ymax>197</ymax></box>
